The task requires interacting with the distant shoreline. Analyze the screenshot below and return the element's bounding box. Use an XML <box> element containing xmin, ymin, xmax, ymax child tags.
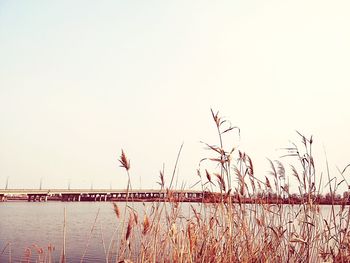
<box><xmin>1</xmin><ymin>195</ymin><xmax>348</xmax><ymax>205</ymax></box>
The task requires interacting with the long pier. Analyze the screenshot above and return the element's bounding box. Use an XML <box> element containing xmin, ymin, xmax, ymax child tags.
<box><xmin>0</xmin><ymin>189</ymin><xmax>207</xmax><ymax>202</ymax></box>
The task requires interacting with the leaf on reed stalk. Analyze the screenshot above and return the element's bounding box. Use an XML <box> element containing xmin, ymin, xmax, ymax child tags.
<box><xmin>209</xmin><ymin>217</ymin><xmax>217</xmax><ymax>229</ymax></box>
<box><xmin>269</xmin><ymin>226</ymin><xmax>286</xmax><ymax>239</ymax></box>
<box><xmin>205</xmin><ymin>169</ymin><xmax>212</xmax><ymax>183</ymax></box>
<box><xmin>246</xmin><ymin>155</ymin><xmax>254</xmax><ymax>176</ymax></box>
<box><xmin>310</xmin><ymin>156</ymin><xmax>314</xmax><ymax>168</ymax></box>
<box><xmin>197</xmin><ymin>169</ymin><xmax>201</xmax><ymax>178</ymax></box>
<box><xmin>265</xmin><ymin>176</ymin><xmax>271</xmax><ymax>190</ymax></box>
<box><xmin>296</xmin><ymin>130</ymin><xmax>307</xmax><ymax>146</ymax></box>
<box><xmin>281</xmin><ymin>184</ymin><xmax>289</xmax><ymax>193</ymax></box>
<box><xmin>133</xmin><ymin>211</ymin><xmax>138</xmax><ymax>225</ymax></box>
<box><xmin>142</xmin><ymin>215</ymin><xmax>150</xmax><ymax>235</ymax></box>
<box><xmin>221</xmin><ymin>126</ymin><xmax>240</xmax><ymax>135</ymax></box>
<box><xmin>337</xmin><ymin>179</ymin><xmax>345</xmax><ymax>187</ymax></box>
<box><xmin>256</xmin><ymin>217</ymin><xmax>264</xmax><ymax>227</ymax></box>
<box><xmin>215</xmin><ymin>173</ymin><xmax>226</xmax><ymax>192</ymax></box>
<box><xmin>340</xmin><ymin>164</ymin><xmax>350</xmax><ymax>175</ymax></box>
<box><xmin>200</xmin><ymin>141</ymin><xmax>223</xmax><ymax>155</ymax></box>
<box><xmin>239</xmin><ymin>150</ymin><xmax>246</xmax><ymax>162</ymax></box>
<box><xmin>125</xmin><ymin>213</ymin><xmax>134</xmax><ymax>240</ymax></box>
<box><xmin>158</xmin><ymin>170</ymin><xmax>165</xmax><ymax>187</ymax></box>
<box><xmin>268</xmin><ymin>159</ymin><xmax>277</xmax><ymax>180</ymax></box>
<box><xmin>234</xmin><ymin>167</ymin><xmax>245</xmax><ymax>195</ymax></box>
<box><xmin>269</xmin><ymin>226</ymin><xmax>280</xmax><ymax>239</ymax></box>
<box><xmin>290</xmin><ymin>165</ymin><xmax>300</xmax><ymax>183</ymax></box>
<box><xmin>191</xmin><ymin>205</ymin><xmax>201</xmax><ymax>224</ymax></box>
<box><xmin>221</xmin><ymin>126</ymin><xmax>233</xmax><ymax>134</ymax></box>
<box><xmin>187</xmin><ymin>222</ymin><xmax>197</xmax><ymax>253</ymax></box>
<box><xmin>257</xmin><ymin>181</ymin><xmax>262</xmax><ymax>190</ymax></box>
<box><xmin>211</xmin><ymin>108</ymin><xmax>221</xmax><ymax>127</ymax></box>
<box><xmin>170</xmin><ymin>223</ymin><xmax>177</xmax><ymax>241</ymax></box>
<box><xmin>249</xmin><ymin>177</ymin><xmax>256</xmax><ymax>192</ymax></box>
<box><xmin>113</xmin><ymin>203</ymin><xmax>120</xmax><ymax>219</ymax></box>
<box><xmin>302</xmin><ymin>221</ymin><xmax>315</xmax><ymax>227</ymax></box>
<box><xmin>237</xmin><ymin>192</ymin><xmax>242</xmax><ymax>205</ymax></box>
<box><xmin>119</xmin><ymin>149</ymin><xmax>130</xmax><ymax>171</ymax></box>
<box><xmin>290</xmin><ymin>237</ymin><xmax>307</xmax><ymax>243</ymax></box>
<box><xmin>190</xmin><ymin>180</ymin><xmax>201</xmax><ymax>189</ymax></box>
<box><xmin>275</xmin><ymin>160</ymin><xmax>285</xmax><ymax>179</ymax></box>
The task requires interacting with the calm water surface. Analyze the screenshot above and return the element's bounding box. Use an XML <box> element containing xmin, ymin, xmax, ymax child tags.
<box><xmin>0</xmin><ymin>201</ymin><xmax>338</xmax><ymax>262</ymax></box>
<box><xmin>0</xmin><ymin>202</ymin><xmax>141</xmax><ymax>262</ymax></box>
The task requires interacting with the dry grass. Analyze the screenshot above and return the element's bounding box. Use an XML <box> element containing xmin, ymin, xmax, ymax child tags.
<box><xmin>4</xmin><ymin>110</ymin><xmax>350</xmax><ymax>263</ymax></box>
<box><xmin>110</xmin><ymin>110</ymin><xmax>350</xmax><ymax>263</ymax></box>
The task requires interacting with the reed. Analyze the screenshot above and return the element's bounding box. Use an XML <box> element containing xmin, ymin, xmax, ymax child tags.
<box><xmin>10</xmin><ymin>110</ymin><xmax>350</xmax><ymax>263</ymax></box>
<box><xmin>109</xmin><ymin>110</ymin><xmax>350</xmax><ymax>263</ymax></box>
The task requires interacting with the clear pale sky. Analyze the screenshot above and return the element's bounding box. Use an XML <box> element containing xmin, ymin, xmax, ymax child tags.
<box><xmin>1</xmin><ymin>1</ymin><xmax>349</xmax><ymax>193</ymax></box>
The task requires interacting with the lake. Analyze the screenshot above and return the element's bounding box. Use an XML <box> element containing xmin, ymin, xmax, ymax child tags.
<box><xmin>0</xmin><ymin>201</ymin><xmax>340</xmax><ymax>262</ymax></box>
<box><xmin>0</xmin><ymin>202</ymin><xmax>138</xmax><ymax>262</ymax></box>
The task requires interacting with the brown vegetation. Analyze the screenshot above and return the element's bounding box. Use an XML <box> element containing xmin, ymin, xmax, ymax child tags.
<box><xmin>3</xmin><ymin>110</ymin><xmax>350</xmax><ymax>263</ymax></box>
<box><xmin>110</xmin><ymin>110</ymin><xmax>350</xmax><ymax>263</ymax></box>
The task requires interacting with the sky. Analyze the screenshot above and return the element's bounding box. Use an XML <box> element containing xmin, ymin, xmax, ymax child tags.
<box><xmin>0</xmin><ymin>0</ymin><xmax>350</xmax><ymax>193</ymax></box>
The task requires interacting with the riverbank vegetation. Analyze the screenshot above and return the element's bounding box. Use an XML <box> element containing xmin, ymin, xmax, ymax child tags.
<box><xmin>2</xmin><ymin>110</ymin><xmax>350</xmax><ymax>263</ymax></box>
<box><xmin>110</xmin><ymin>110</ymin><xmax>350</xmax><ymax>262</ymax></box>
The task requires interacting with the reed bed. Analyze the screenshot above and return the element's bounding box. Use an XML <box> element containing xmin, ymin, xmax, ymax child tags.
<box><xmin>110</xmin><ymin>110</ymin><xmax>350</xmax><ymax>263</ymax></box>
<box><xmin>4</xmin><ymin>110</ymin><xmax>350</xmax><ymax>263</ymax></box>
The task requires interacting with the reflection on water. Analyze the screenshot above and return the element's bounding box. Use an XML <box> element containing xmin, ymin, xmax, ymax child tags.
<box><xmin>0</xmin><ymin>202</ymin><xmax>128</xmax><ymax>262</ymax></box>
<box><xmin>0</xmin><ymin>201</ymin><xmax>340</xmax><ymax>262</ymax></box>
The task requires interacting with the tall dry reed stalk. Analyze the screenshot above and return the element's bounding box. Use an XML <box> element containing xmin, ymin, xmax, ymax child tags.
<box><xmin>61</xmin><ymin>206</ymin><xmax>66</xmax><ymax>263</ymax></box>
<box><xmin>108</xmin><ymin>109</ymin><xmax>350</xmax><ymax>263</ymax></box>
<box><xmin>11</xmin><ymin>110</ymin><xmax>350</xmax><ymax>263</ymax></box>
